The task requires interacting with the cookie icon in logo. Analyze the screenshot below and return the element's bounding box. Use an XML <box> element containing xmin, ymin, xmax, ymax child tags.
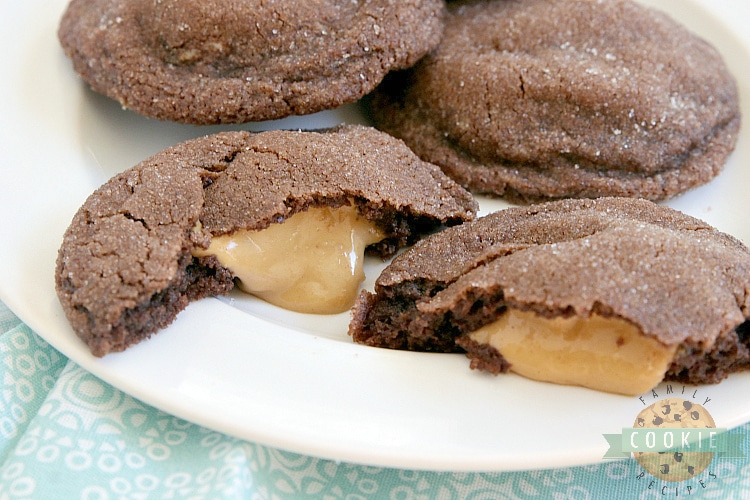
<box><xmin>633</xmin><ymin>398</ymin><xmax>715</xmax><ymax>482</ymax></box>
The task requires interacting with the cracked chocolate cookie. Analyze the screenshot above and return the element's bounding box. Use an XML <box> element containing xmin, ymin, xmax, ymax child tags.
<box><xmin>349</xmin><ymin>197</ymin><xmax>750</xmax><ymax>395</ymax></box>
<box><xmin>58</xmin><ymin>0</ymin><xmax>445</xmax><ymax>124</ymax></box>
<box><xmin>55</xmin><ymin>125</ymin><xmax>477</xmax><ymax>356</ymax></box>
<box><xmin>369</xmin><ymin>0</ymin><xmax>741</xmax><ymax>203</ymax></box>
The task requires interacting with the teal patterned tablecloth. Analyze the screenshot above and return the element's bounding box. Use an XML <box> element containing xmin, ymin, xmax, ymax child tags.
<box><xmin>1</xmin><ymin>300</ymin><xmax>749</xmax><ymax>499</ymax></box>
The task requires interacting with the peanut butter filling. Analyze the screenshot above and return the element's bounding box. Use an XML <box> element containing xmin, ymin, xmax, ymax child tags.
<box><xmin>469</xmin><ymin>309</ymin><xmax>678</xmax><ymax>396</ymax></box>
<box><xmin>193</xmin><ymin>205</ymin><xmax>385</xmax><ymax>314</ymax></box>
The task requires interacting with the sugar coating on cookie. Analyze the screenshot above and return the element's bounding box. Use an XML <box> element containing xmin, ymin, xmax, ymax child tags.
<box><xmin>349</xmin><ymin>198</ymin><xmax>750</xmax><ymax>394</ymax></box>
<box><xmin>58</xmin><ymin>0</ymin><xmax>445</xmax><ymax>124</ymax></box>
<box><xmin>55</xmin><ymin>125</ymin><xmax>477</xmax><ymax>356</ymax></box>
<box><xmin>370</xmin><ymin>0</ymin><xmax>741</xmax><ymax>202</ymax></box>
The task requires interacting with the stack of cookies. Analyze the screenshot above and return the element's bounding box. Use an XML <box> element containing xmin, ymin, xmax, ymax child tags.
<box><xmin>56</xmin><ymin>0</ymin><xmax>749</xmax><ymax>396</ymax></box>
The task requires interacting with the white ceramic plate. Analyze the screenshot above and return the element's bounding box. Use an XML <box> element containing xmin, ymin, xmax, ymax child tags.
<box><xmin>1</xmin><ymin>0</ymin><xmax>749</xmax><ymax>472</ymax></box>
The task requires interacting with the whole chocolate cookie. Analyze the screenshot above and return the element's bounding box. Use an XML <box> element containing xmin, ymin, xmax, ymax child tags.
<box><xmin>58</xmin><ymin>0</ymin><xmax>445</xmax><ymax>124</ymax></box>
<box><xmin>370</xmin><ymin>0</ymin><xmax>741</xmax><ymax>203</ymax></box>
<box><xmin>55</xmin><ymin>125</ymin><xmax>477</xmax><ymax>356</ymax></box>
<box><xmin>349</xmin><ymin>198</ymin><xmax>750</xmax><ymax>395</ymax></box>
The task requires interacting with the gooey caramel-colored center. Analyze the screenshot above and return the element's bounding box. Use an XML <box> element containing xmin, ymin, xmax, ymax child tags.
<box><xmin>193</xmin><ymin>205</ymin><xmax>385</xmax><ymax>314</ymax></box>
<box><xmin>469</xmin><ymin>309</ymin><xmax>678</xmax><ymax>396</ymax></box>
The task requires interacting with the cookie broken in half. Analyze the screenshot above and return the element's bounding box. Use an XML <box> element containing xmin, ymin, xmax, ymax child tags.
<box><xmin>55</xmin><ymin>125</ymin><xmax>477</xmax><ymax>356</ymax></box>
<box><xmin>349</xmin><ymin>197</ymin><xmax>750</xmax><ymax>395</ymax></box>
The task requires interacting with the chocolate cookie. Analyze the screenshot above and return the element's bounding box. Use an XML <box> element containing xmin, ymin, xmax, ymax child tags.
<box><xmin>369</xmin><ymin>0</ymin><xmax>741</xmax><ymax>203</ymax></box>
<box><xmin>58</xmin><ymin>0</ymin><xmax>445</xmax><ymax>124</ymax></box>
<box><xmin>349</xmin><ymin>198</ymin><xmax>750</xmax><ymax>395</ymax></box>
<box><xmin>55</xmin><ymin>125</ymin><xmax>477</xmax><ymax>356</ymax></box>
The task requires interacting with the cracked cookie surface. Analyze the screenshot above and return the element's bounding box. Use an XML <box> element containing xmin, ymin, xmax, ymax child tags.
<box><xmin>349</xmin><ymin>197</ymin><xmax>750</xmax><ymax>388</ymax></box>
<box><xmin>55</xmin><ymin>125</ymin><xmax>477</xmax><ymax>356</ymax></box>
<box><xmin>370</xmin><ymin>0</ymin><xmax>740</xmax><ymax>202</ymax></box>
<box><xmin>58</xmin><ymin>0</ymin><xmax>445</xmax><ymax>124</ymax></box>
